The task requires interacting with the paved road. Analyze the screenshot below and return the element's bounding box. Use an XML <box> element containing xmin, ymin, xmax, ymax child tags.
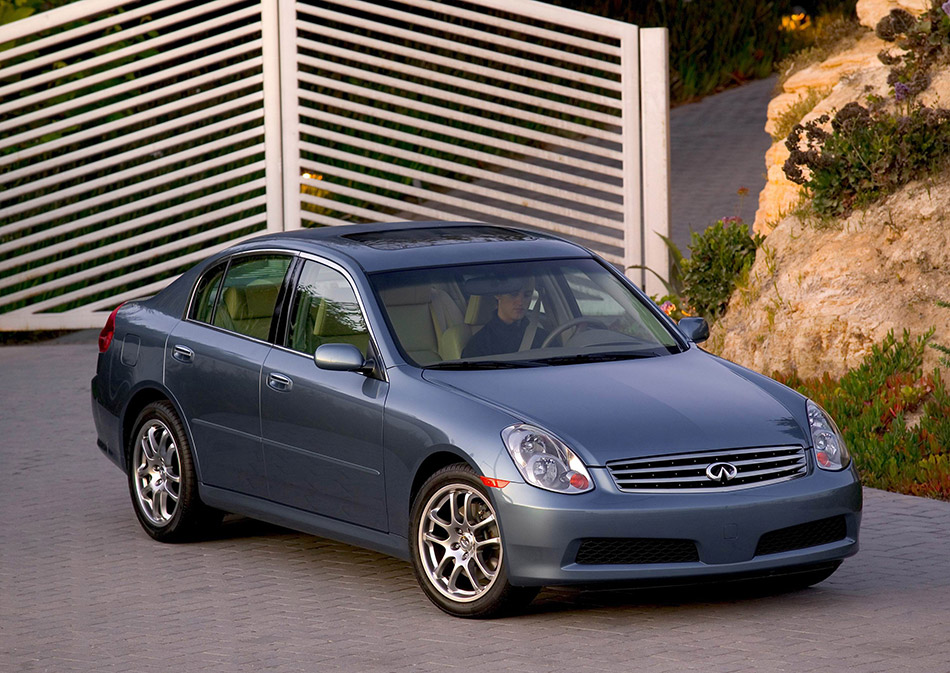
<box><xmin>2</xmin><ymin>336</ymin><xmax>950</xmax><ymax>673</ymax></box>
<box><xmin>670</xmin><ymin>78</ymin><xmax>774</xmax><ymax>249</ymax></box>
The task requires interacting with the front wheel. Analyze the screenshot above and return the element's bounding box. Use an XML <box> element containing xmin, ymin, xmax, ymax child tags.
<box><xmin>409</xmin><ymin>464</ymin><xmax>538</xmax><ymax>618</ymax></box>
<box><xmin>128</xmin><ymin>401</ymin><xmax>220</xmax><ymax>542</ymax></box>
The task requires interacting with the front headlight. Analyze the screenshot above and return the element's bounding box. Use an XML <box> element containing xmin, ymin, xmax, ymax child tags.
<box><xmin>807</xmin><ymin>400</ymin><xmax>851</xmax><ymax>471</ymax></box>
<box><xmin>502</xmin><ymin>424</ymin><xmax>593</xmax><ymax>494</ymax></box>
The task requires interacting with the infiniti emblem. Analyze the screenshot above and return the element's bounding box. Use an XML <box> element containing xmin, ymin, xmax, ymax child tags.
<box><xmin>705</xmin><ymin>462</ymin><xmax>738</xmax><ymax>483</ymax></box>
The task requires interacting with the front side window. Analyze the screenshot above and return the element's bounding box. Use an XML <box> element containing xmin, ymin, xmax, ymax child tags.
<box><xmin>285</xmin><ymin>260</ymin><xmax>369</xmax><ymax>357</ymax></box>
<box><xmin>200</xmin><ymin>254</ymin><xmax>291</xmax><ymax>341</ymax></box>
<box><xmin>371</xmin><ymin>258</ymin><xmax>684</xmax><ymax>368</ymax></box>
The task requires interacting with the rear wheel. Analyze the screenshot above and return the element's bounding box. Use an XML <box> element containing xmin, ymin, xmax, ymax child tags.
<box><xmin>128</xmin><ymin>401</ymin><xmax>220</xmax><ymax>542</ymax></box>
<box><xmin>409</xmin><ymin>463</ymin><xmax>538</xmax><ymax>618</ymax></box>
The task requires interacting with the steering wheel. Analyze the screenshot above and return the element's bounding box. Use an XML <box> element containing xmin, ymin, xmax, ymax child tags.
<box><xmin>541</xmin><ymin>317</ymin><xmax>607</xmax><ymax>348</ymax></box>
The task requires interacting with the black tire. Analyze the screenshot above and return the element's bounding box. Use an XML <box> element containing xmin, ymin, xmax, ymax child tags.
<box><xmin>127</xmin><ymin>401</ymin><xmax>220</xmax><ymax>542</ymax></box>
<box><xmin>409</xmin><ymin>463</ymin><xmax>539</xmax><ymax>618</ymax></box>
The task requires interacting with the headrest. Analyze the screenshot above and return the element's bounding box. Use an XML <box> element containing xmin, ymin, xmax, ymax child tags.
<box><xmin>245</xmin><ymin>282</ymin><xmax>279</xmax><ymax>318</ymax></box>
<box><xmin>223</xmin><ymin>286</ymin><xmax>248</xmax><ymax>319</ymax></box>
<box><xmin>379</xmin><ymin>284</ymin><xmax>432</xmax><ymax>306</ymax></box>
<box><xmin>314</xmin><ymin>298</ymin><xmax>365</xmax><ymax>337</ymax></box>
<box><xmin>464</xmin><ymin>294</ymin><xmax>497</xmax><ymax>326</ymax></box>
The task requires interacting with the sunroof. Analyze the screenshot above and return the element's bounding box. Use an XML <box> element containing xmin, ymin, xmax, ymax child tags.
<box><xmin>343</xmin><ymin>226</ymin><xmax>538</xmax><ymax>250</ymax></box>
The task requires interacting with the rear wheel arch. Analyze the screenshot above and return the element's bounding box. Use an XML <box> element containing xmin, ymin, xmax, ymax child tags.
<box><xmin>122</xmin><ymin>387</ymin><xmax>191</xmax><ymax>471</ymax></box>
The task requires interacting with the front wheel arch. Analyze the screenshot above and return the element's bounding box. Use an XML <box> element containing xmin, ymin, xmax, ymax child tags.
<box><xmin>408</xmin><ymin>462</ymin><xmax>538</xmax><ymax>618</ymax></box>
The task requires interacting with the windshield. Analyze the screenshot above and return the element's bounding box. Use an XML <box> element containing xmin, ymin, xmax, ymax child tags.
<box><xmin>370</xmin><ymin>258</ymin><xmax>684</xmax><ymax>368</ymax></box>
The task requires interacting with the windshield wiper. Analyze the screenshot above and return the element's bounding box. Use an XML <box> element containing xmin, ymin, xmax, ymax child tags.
<box><xmin>426</xmin><ymin>359</ymin><xmax>547</xmax><ymax>370</ymax></box>
<box><xmin>528</xmin><ymin>351</ymin><xmax>658</xmax><ymax>366</ymax></box>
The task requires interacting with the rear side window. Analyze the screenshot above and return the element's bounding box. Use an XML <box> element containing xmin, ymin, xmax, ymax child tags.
<box><xmin>192</xmin><ymin>254</ymin><xmax>291</xmax><ymax>341</ymax></box>
<box><xmin>190</xmin><ymin>262</ymin><xmax>227</xmax><ymax>324</ymax></box>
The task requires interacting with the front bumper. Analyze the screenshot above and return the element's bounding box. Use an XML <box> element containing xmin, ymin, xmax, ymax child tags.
<box><xmin>495</xmin><ymin>462</ymin><xmax>862</xmax><ymax>586</ymax></box>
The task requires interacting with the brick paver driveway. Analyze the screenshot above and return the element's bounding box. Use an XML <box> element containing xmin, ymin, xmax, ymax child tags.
<box><xmin>2</xmin><ymin>337</ymin><xmax>949</xmax><ymax>673</ymax></box>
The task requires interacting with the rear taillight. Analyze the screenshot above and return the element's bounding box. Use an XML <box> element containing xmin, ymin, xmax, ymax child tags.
<box><xmin>98</xmin><ymin>303</ymin><xmax>125</xmax><ymax>353</ymax></box>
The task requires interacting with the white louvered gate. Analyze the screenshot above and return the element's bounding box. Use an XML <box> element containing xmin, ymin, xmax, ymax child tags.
<box><xmin>0</xmin><ymin>0</ymin><xmax>669</xmax><ymax>331</ymax></box>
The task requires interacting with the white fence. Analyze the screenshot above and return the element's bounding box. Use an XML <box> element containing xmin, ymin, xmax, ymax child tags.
<box><xmin>0</xmin><ymin>0</ymin><xmax>670</xmax><ymax>331</ymax></box>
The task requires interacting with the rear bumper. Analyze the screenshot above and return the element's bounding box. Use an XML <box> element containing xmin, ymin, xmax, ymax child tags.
<box><xmin>91</xmin><ymin>375</ymin><xmax>124</xmax><ymax>471</ymax></box>
<box><xmin>494</xmin><ymin>463</ymin><xmax>862</xmax><ymax>587</ymax></box>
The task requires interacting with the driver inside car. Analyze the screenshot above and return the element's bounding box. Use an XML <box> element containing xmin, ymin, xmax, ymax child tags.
<box><xmin>461</xmin><ymin>276</ymin><xmax>548</xmax><ymax>358</ymax></box>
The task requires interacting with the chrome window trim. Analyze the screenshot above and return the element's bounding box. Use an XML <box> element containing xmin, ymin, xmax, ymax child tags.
<box><xmin>184</xmin><ymin>248</ymin><xmax>300</xmax><ymax>327</ymax></box>
<box><xmin>271</xmin><ymin>252</ymin><xmax>388</xmax><ymax>375</ymax></box>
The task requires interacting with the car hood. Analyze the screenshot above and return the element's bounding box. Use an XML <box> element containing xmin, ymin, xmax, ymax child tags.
<box><xmin>421</xmin><ymin>349</ymin><xmax>809</xmax><ymax>465</ymax></box>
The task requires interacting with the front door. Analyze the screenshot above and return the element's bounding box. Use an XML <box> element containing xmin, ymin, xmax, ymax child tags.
<box><xmin>261</xmin><ymin>258</ymin><xmax>389</xmax><ymax>531</ymax></box>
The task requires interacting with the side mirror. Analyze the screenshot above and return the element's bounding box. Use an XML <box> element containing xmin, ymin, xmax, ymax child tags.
<box><xmin>314</xmin><ymin>343</ymin><xmax>367</xmax><ymax>372</ymax></box>
<box><xmin>678</xmin><ymin>317</ymin><xmax>709</xmax><ymax>343</ymax></box>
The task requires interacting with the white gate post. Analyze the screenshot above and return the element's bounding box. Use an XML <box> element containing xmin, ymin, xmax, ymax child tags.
<box><xmin>619</xmin><ymin>24</ymin><xmax>643</xmax><ymax>288</ymax></box>
<box><xmin>277</xmin><ymin>0</ymin><xmax>301</xmax><ymax>230</ymax></box>
<box><xmin>639</xmin><ymin>27</ymin><xmax>671</xmax><ymax>298</ymax></box>
<box><xmin>262</xmin><ymin>0</ymin><xmax>284</xmax><ymax>233</ymax></box>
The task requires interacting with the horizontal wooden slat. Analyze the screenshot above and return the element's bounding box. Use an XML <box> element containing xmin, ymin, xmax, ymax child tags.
<box><xmin>0</xmin><ymin>142</ymin><xmax>265</xmax><ymax>238</ymax></box>
<box><xmin>302</xmin><ymin>111</ymin><xmax>622</xmax><ymax>201</ymax></box>
<box><xmin>299</xmin><ymin>134</ymin><xmax>621</xmax><ymax>215</ymax></box>
<box><xmin>300</xmin><ymin>158</ymin><xmax>623</xmax><ymax>248</ymax></box>
<box><xmin>0</xmin><ymin>58</ymin><xmax>264</xmax><ymax>168</ymax></box>
<box><xmin>0</xmin><ymin>182</ymin><xmax>267</xmax><ymax>287</ymax></box>
<box><xmin>0</xmin><ymin>164</ymin><xmax>265</xmax><ymax>268</ymax></box>
<box><xmin>298</xmin><ymin>89</ymin><xmax>622</xmax><ymax>179</ymax></box>
<box><xmin>309</xmin><ymin>0</ymin><xmax>621</xmax><ymax>75</ymax></box>
<box><xmin>299</xmin><ymin>56</ymin><xmax>616</xmax><ymax>142</ymax></box>
<box><xmin>400</xmin><ymin>0</ymin><xmax>621</xmax><ymax>55</ymax></box>
<box><xmin>5</xmin><ymin>216</ymin><xmax>265</xmax><ymax>311</ymax></box>
<box><xmin>0</xmin><ymin>0</ymin><xmax>252</xmax><ymax>80</ymax></box>
<box><xmin>296</xmin><ymin>28</ymin><xmax>619</xmax><ymax>110</ymax></box>
<box><xmin>0</xmin><ymin>25</ymin><xmax>262</xmax><ymax>126</ymax></box>
<box><xmin>297</xmin><ymin>72</ymin><xmax>622</xmax><ymax>161</ymax></box>
<box><xmin>3</xmin><ymin>123</ymin><xmax>263</xmax><ymax>225</ymax></box>
<box><xmin>2</xmin><ymin>94</ymin><xmax>263</xmax><ymax>192</ymax></box>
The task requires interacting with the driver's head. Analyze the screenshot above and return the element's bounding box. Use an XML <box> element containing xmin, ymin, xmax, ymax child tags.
<box><xmin>495</xmin><ymin>278</ymin><xmax>535</xmax><ymax>324</ymax></box>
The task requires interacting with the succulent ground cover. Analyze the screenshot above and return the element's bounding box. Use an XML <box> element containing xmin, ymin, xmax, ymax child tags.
<box><xmin>773</xmin><ymin>330</ymin><xmax>950</xmax><ymax>501</ymax></box>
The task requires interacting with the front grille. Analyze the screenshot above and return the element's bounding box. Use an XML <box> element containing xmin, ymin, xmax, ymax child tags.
<box><xmin>606</xmin><ymin>446</ymin><xmax>807</xmax><ymax>492</ymax></box>
<box><xmin>755</xmin><ymin>516</ymin><xmax>847</xmax><ymax>556</ymax></box>
<box><xmin>576</xmin><ymin>538</ymin><xmax>699</xmax><ymax>565</ymax></box>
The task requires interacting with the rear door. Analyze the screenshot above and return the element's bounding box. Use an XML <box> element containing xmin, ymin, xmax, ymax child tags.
<box><xmin>166</xmin><ymin>253</ymin><xmax>292</xmax><ymax>498</ymax></box>
<box><xmin>260</xmin><ymin>257</ymin><xmax>389</xmax><ymax>531</ymax></box>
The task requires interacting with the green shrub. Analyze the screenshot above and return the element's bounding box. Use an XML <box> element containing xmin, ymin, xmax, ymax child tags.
<box><xmin>681</xmin><ymin>217</ymin><xmax>763</xmax><ymax>320</ymax></box>
<box><xmin>773</xmin><ymin>330</ymin><xmax>950</xmax><ymax>501</ymax></box>
<box><xmin>783</xmin><ymin>102</ymin><xmax>950</xmax><ymax>217</ymax></box>
<box><xmin>770</xmin><ymin>87</ymin><xmax>831</xmax><ymax>142</ymax></box>
<box><xmin>875</xmin><ymin>1</ymin><xmax>950</xmax><ymax>101</ymax></box>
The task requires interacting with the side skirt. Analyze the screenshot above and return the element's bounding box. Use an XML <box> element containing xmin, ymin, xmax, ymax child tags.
<box><xmin>200</xmin><ymin>484</ymin><xmax>411</xmax><ymax>561</ymax></box>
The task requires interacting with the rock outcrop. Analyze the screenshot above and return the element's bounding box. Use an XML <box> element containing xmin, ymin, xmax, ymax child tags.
<box><xmin>712</xmin><ymin>176</ymin><xmax>950</xmax><ymax>378</ymax></box>
<box><xmin>711</xmin><ymin>0</ymin><xmax>950</xmax><ymax>378</ymax></box>
<box><xmin>754</xmin><ymin>0</ymin><xmax>950</xmax><ymax>236</ymax></box>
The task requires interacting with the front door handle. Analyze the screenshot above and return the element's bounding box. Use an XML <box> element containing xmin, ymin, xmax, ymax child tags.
<box><xmin>267</xmin><ymin>372</ymin><xmax>293</xmax><ymax>392</ymax></box>
<box><xmin>172</xmin><ymin>345</ymin><xmax>194</xmax><ymax>363</ymax></box>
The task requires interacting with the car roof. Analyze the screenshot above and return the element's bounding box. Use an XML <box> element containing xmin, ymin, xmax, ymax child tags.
<box><xmin>235</xmin><ymin>221</ymin><xmax>593</xmax><ymax>272</ymax></box>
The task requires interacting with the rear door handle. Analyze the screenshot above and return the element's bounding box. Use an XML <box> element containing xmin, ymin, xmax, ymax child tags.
<box><xmin>172</xmin><ymin>345</ymin><xmax>194</xmax><ymax>363</ymax></box>
<box><xmin>267</xmin><ymin>372</ymin><xmax>293</xmax><ymax>392</ymax></box>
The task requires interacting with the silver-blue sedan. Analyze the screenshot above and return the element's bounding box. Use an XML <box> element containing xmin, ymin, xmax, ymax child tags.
<box><xmin>92</xmin><ymin>221</ymin><xmax>861</xmax><ymax>618</ymax></box>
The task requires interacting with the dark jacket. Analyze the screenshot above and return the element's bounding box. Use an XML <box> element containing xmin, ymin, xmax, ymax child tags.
<box><xmin>461</xmin><ymin>314</ymin><xmax>547</xmax><ymax>358</ymax></box>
